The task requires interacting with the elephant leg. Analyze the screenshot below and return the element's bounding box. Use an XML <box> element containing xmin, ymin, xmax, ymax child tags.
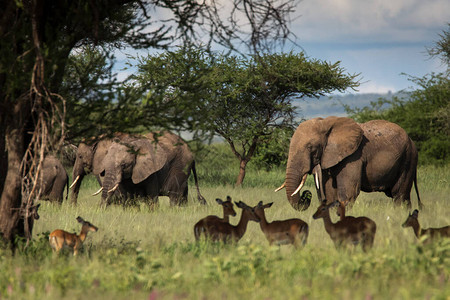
<box><xmin>334</xmin><ymin>159</ymin><xmax>362</xmax><ymax>207</ymax></box>
<box><xmin>390</xmin><ymin>158</ymin><xmax>415</xmax><ymax>209</ymax></box>
<box><xmin>322</xmin><ymin>170</ymin><xmax>337</xmax><ymax>204</ymax></box>
<box><xmin>165</xmin><ymin>171</ymin><xmax>188</xmax><ymax>206</ymax></box>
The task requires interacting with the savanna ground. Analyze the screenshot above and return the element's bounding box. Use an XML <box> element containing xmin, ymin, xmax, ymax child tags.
<box><xmin>1</xmin><ymin>146</ymin><xmax>449</xmax><ymax>299</ymax></box>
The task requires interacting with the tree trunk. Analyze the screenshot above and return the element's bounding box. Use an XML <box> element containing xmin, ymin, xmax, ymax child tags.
<box><xmin>0</xmin><ymin>125</ymin><xmax>24</xmax><ymax>245</ymax></box>
<box><xmin>235</xmin><ymin>159</ymin><xmax>248</xmax><ymax>187</ymax></box>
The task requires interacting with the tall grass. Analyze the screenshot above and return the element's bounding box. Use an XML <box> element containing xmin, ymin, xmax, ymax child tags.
<box><xmin>1</xmin><ymin>157</ymin><xmax>449</xmax><ymax>299</ymax></box>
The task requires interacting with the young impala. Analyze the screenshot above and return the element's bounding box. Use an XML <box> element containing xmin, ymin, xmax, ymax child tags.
<box><xmin>194</xmin><ymin>196</ymin><xmax>237</xmax><ymax>241</ymax></box>
<box><xmin>203</xmin><ymin>201</ymin><xmax>260</xmax><ymax>243</ymax></box>
<box><xmin>313</xmin><ymin>200</ymin><xmax>376</xmax><ymax>252</ymax></box>
<box><xmin>402</xmin><ymin>209</ymin><xmax>450</xmax><ymax>243</ymax></box>
<box><xmin>49</xmin><ymin>216</ymin><xmax>98</xmax><ymax>255</ymax></box>
<box><xmin>254</xmin><ymin>201</ymin><xmax>309</xmax><ymax>248</ymax></box>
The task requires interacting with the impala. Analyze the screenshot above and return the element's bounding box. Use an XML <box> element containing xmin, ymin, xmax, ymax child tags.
<box><xmin>402</xmin><ymin>209</ymin><xmax>450</xmax><ymax>243</ymax></box>
<box><xmin>49</xmin><ymin>216</ymin><xmax>98</xmax><ymax>255</ymax></box>
<box><xmin>203</xmin><ymin>200</ymin><xmax>260</xmax><ymax>243</ymax></box>
<box><xmin>313</xmin><ymin>200</ymin><xmax>376</xmax><ymax>252</ymax></box>
<box><xmin>254</xmin><ymin>201</ymin><xmax>309</xmax><ymax>248</ymax></box>
<box><xmin>194</xmin><ymin>196</ymin><xmax>237</xmax><ymax>241</ymax></box>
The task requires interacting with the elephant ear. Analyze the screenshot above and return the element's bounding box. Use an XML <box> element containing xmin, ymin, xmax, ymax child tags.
<box><xmin>132</xmin><ymin>138</ymin><xmax>167</xmax><ymax>184</ymax></box>
<box><xmin>321</xmin><ymin>117</ymin><xmax>363</xmax><ymax>169</ymax></box>
<box><xmin>92</xmin><ymin>140</ymin><xmax>112</xmax><ymax>175</ymax></box>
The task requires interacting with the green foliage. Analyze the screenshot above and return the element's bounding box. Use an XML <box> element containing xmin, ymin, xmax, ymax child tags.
<box><xmin>134</xmin><ymin>47</ymin><xmax>359</xmax><ymax>184</ymax></box>
<box><xmin>251</xmin><ymin>127</ymin><xmax>294</xmax><ymax>171</ymax></box>
<box><xmin>61</xmin><ymin>46</ymin><xmax>119</xmax><ymax>141</ymax></box>
<box><xmin>345</xmin><ymin>73</ymin><xmax>450</xmax><ymax>164</ymax></box>
<box><xmin>427</xmin><ymin>23</ymin><xmax>450</xmax><ymax>72</ymax></box>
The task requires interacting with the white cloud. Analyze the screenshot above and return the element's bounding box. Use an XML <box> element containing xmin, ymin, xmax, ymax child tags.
<box><xmin>293</xmin><ymin>0</ymin><xmax>450</xmax><ymax>43</ymax></box>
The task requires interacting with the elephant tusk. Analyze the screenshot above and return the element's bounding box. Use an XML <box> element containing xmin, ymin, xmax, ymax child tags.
<box><xmin>91</xmin><ymin>187</ymin><xmax>103</xmax><ymax>196</ymax></box>
<box><xmin>108</xmin><ymin>183</ymin><xmax>119</xmax><ymax>193</ymax></box>
<box><xmin>69</xmin><ymin>176</ymin><xmax>80</xmax><ymax>189</ymax></box>
<box><xmin>314</xmin><ymin>171</ymin><xmax>320</xmax><ymax>190</ymax></box>
<box><xmin>291</xmin><ymin>174</ymin><xmax>308</xmax><ymax>197</ymax></box>
<box><xmin>274</xmin><ymin>182</ymin><xmax>285</xmax><ymax>192</ymax></box>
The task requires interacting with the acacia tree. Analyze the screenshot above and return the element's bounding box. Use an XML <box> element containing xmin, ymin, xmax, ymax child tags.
<box><xmin>0</xmin><ymin>0</ymin><xmax>298</xmax><ymax>248</ymax></box>
<box><xmin>133</xmin><ymin>48</ymin><xmax>360</xmax><ymax>185</ymax></box>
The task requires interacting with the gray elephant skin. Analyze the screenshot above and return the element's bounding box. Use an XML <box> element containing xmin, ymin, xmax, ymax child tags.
<box><xmin>70</xmin><ymin>133</ymin><xmax>128</xmax><ymax>204</ymax></box>
<box><xmin>72</xmin><ymin>131</ymin><xmax>206</xmax><ymax>206</ymax></box>
<box><xmin>283</xmin><ymin>116</ymin><xmax>422</xmax><ymax>211</ymax></box>
<box><xmin>39</xmin><ymin>155</ymin><xmax>68</xmax><ymax>203</ymax></box>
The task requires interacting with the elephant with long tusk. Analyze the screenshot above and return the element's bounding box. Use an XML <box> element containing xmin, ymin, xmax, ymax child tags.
<box><xmin>282</xmin><ymin>116</ymin><xmax>422</xmax><ymax>211</ymax></box>
<box><xmin>70</xmin><ymin>133</ymin><xmax>128</xmax><ymax>205</ymax></box>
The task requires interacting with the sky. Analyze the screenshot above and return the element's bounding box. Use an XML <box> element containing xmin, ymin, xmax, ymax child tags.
<box><xmin>115</xmin><ymin>0</ymin><xmax>449</xmax><ymax>95</ymax></box>
<box><xmin>288</xmin><ymin>0</ymin><xmax>449</xmax><ymax>94</ymax></box>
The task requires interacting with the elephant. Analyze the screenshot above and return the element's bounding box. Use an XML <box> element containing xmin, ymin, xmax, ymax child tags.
<box><xmin>279</xmin><ymin>116</ymin><xmax>422</xmax><ymax>211</ymax></box>
<box><xmin>38</xmin><ymin>155</ymin><xmax>69</xmax><ymax>203</ymax></box>
<box><xmin>95</xmin><ymin>131</ymin><xmax>206</xmax><ymax>206</ymax></box>
<box><xmin>69</xmin><ymin>133</ymin><xmax>128</xmax><ymax>205</ymax></box>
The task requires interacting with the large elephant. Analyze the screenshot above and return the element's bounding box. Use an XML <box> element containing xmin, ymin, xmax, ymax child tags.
<box><xmin>69</xmin><ymin>133</ymin><xmax>128</xmax><ymax>205</ymax></box>
<box><xmin>97</xmin><ymin>131</ymin><xmax>206</xmax><ymax>206</ymax></box>
<box><xmin>39</xmin><ymin>155</ymin><xmax>69</xmax><ymax>203</ymax></box>
<box><xmin>281</xmin><ymin>116</ymin><xmax>422</xmax><ymax>211</ymax></box>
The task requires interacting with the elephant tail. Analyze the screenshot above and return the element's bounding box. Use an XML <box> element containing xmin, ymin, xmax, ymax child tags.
<box><xmin>190</xmin><ymin>160</ymin><xmax>207</xmax><ymax>205</ymax></box>
<box><xmin>414</xmin><ymin>172</ymin><xmax>423</xmax><ymax>210</ymax></box>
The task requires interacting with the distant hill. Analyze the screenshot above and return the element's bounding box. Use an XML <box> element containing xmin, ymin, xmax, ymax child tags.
<box><xmin>296</xmin><ymin>92</ymin><xmax>401</xmax><ymax>119</ymax></box>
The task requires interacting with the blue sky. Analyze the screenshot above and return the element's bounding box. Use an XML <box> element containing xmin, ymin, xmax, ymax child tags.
<box><xmin>289</xmin><ymin>0</ymin><xmax>449</xmax><ymax>93</ymax></box>
<box><xmin>115</xmin><ymin>0</ymin><xmax>449</xmax><ymax>96</ymax></box>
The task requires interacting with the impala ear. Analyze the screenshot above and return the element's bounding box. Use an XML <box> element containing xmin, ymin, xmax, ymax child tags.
<box><xmin>226</xmin><ymin>196</ymin><xmax>232</xmax><ymax>202</ymax></box>
<box><xmin>257</xmin><ymin>201</ymin><xmax>263</xmax><ymax>207</ymax></box>
<box><xmin>321</xmin><ymin>117</ymin><xmax>363</xmax><ymax>169</ymax></box>
<box><xmin>412</xmin><ymin>209</ymin><xmax>419</xmax><ymax>218</ymax></box>
<box><xmin>216</xmin><ymin>198</ymin><xmax>224</xmax><ymax>205</ymax></box>
<box><xmin>266</xmin><ymin>202</ymin><xmax>274</xmax><ymax>208</ymax></box>
<box><xmin>235</xmin><ymin>201</ymin><xmax>249</xmax><ymax>209</ymax></box>
<box><xmin>132</xmin><ymin>139</ymin><xmax>167</xmax><ymax>184</ymax></box>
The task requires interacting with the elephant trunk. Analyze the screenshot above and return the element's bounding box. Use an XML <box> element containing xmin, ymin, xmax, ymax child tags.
<box><xmin>285</xmin><ymin>165</ymin><xmax>311</xmax><ymax>211</ymax></box>
<box><xmin>101</xmin><ymin>171</ymin><xmax>121</xmax><ymax>206</ymax></box>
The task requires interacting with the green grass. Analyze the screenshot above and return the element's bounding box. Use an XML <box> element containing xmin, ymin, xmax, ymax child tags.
<box><xmin>1</xmin><ymin>164</ymin><xmax>449</xmax><ymax>299</ymax></box>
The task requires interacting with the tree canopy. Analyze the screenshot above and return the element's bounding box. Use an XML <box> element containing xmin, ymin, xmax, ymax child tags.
<box><xmin>133</xmin><ymin>48</ymin><xmax>360</xmax><ymax>185</ymax></box>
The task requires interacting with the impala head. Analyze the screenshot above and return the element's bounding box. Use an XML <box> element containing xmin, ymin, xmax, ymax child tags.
<box><xmin>235</xmin><ymin>201</ymin><xmax>260</xmax><ymax>223</ymax></box>
<box><xmin>312</xmin><ymin>200</ymin><xmax>338</xmax><ymax>219</ymax></box>
<box><xmin>402</xmin><ymin>209</ymin><xmax>419</xmax><ymax>228</ymax></box>
<box><xmin>255</xmin><ymin>201</ymin><xmax>273</xmax><ymax>217</ymax></box>
<box><xmin>216</xmin><ymin>196</ymin><xmax>237</xmax><ymax>217</ymax></box>
<box><xmin>336</xmin><ymin>200</ymin><xmax>346</xmax><ymax>218</ymax></box>
<box><xmin>28</xmin><ymin>203</ymin><xmax>41</xmax><ymax>220</ymax></box>
<box><xmin>76</xmin><ymin>216</ymin><xmax>98</xmax><ymax>232</ymax></box>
